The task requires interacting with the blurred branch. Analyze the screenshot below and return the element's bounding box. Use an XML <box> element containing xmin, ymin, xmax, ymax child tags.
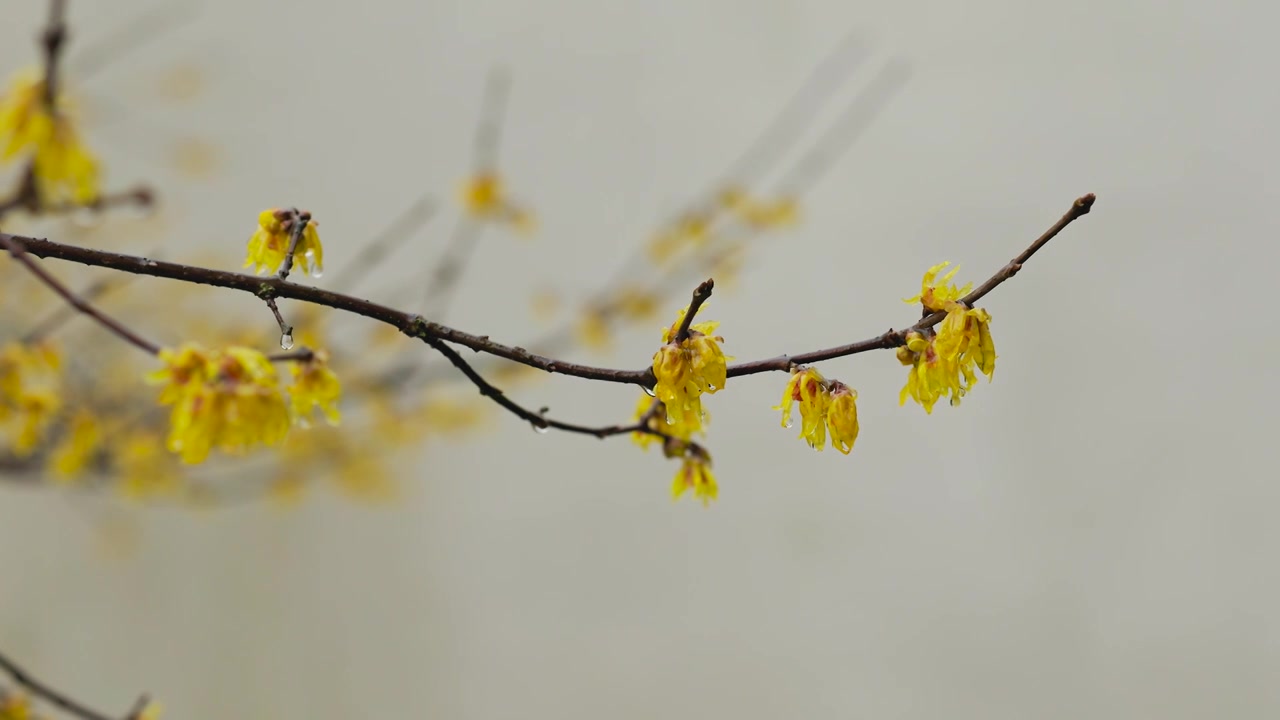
<box><xmin>0</xmin><ymin>648</ymin><xmax>146</xmax><ymax>720</ymax></box>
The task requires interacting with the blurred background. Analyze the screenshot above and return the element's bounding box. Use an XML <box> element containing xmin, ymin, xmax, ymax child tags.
<box><xmin>2</xmin><ymin>0</ymin><xmax>1278</xmax><ymax>717</ymax></box>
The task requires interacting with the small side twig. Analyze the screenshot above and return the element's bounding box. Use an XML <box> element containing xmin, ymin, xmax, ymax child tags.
<box><xmin>263</xmin><ymin>296</ymin><xmax>292</xmax><ymax>345</ymax></box>
<box><xmin>0</xmin><ymin>234</ymin><xmax>160</xmax><ymax>356</ymax></box>
<box><xmin>0</xmin><ymin>648</ymin><xmax>137</xmax><ymax>720</ymax></box>
<box><xmin>673</xmin><ymin>278</ymin><xmax>714</xmax><ymax>342</ymax></box>
<box><xmin>275</xmin><ymin>209</ymin><xmax>310</xmax><ymax>281</ymax></box>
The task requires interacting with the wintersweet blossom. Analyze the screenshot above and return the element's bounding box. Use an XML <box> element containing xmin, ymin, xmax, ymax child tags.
<box><xmin>826</xmin><ymin>382</ymin><xmax>860</xmax><ymax>455</ymax></box>
<box><xmin>775</xmin><ymin>366</ymin><xmax>830</xmax><ymax>450</ymax></box>
<box><xmin>904</xmin><ymin>261</ymin><xmax>972</xmax><ymax>312</ymax></box>
<box><xmin>48</xmin><ymin>409</ymin><xmax>102</xmax><ymax>480</ymax></box>
<box><xmin>147</xmin><ymin>343</ymin><xmax>290</xmax><ymax>463</ymax></box>
<box><xmin>0</xmin><ymin>341</ymin><xmax>62</xmax><ymax>456</ymax></box>
<box><xmin>287</xmin><ymin>349</ymin><xmax>342</xmax><ymax>426</ymax></box>
<box><xmin>459</xmin><ymin>172</ymin><xmax>535</xmax><ymax>233</ymax></box>
<box><xmin>244</xmin><ymin>209</ymin><xmax>324</xmax><ymax>276</ymax></box>
<box><xmin>0</xmin><ymin>68</ymin><xmax>100</xmax><ymax>203</ymax></box>
<box><xmin>671</xmin><ymin>451</ymin><xmax>717</xmax><ymax>506</ymax></box>
<box><xmin>718</xmin><ymin>186</ymin><xmax>799</xmax><ymax>229</ymax></box>
<box><xmin>651</xmin><ymin>304</ymin><xmax>727</xmax><ymax>437</ymax></box>
<box><xmin>899</xmin><ymin>263</ymin><xmax>998</xmax><ymax>411</ymax></box>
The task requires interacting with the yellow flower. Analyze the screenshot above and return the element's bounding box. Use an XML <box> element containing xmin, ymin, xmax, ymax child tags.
<box><xmin>0</xmin><ymin>341</ymin><xmax>62</xmax><ymax>457</ymax></box>
<box><xmin>718</xmin><ymin>186</ymin><xmax>799</xmax><ymax>228</ymax></box>
<box><xmin>0</xmin><ymin>692</ymin><xmax>32</xmax><ymax>720</ymax></box>
<box><xmin>671</xmin><ymin>451</ymin><xmax>717</xmax><ymax>506</ymax></box>
<box><xmin>137</xmin><ymin>700</ymin><xmax>163</xmax><ymax>720</ymax></box>
<box><xmin>651</xmin><ymin>305</ymin><xmax>727</xmax><ymax>437</ymax></box>
<box><xmin>244</xmin><ymin>209</ymin><xmax>324</xmax><ymax>276</ymax></box>
<box><xmin>935</xmin><ymin>303</ymin><xmax>996</xmax><ymax>386</ymax></box>
<box><xmin>826</xmin><ymin>382</ymin><xmax>860</xmax><ymax>455</ymax></box>
<box><xmin>287</xmin><ymin>349</ymin><xmax>341</xmax><ymax>426</ymax></box>
<box><xmin>897</xmin><ymin>331</ymin><xmax>960</xmax><ymax>414</ymax></box>
<box><xmin>459</xmin><ymin>172</ymin><xmax>535</xmax><ymax>233</ymax></box>
<box><xmin>904</xmin><ymin>261</ymin><xmax>972</xmax><ymax>312</ymax></box>
<box><xmin>147</xmin><ymin>343</ymin><xmax>291</xmax><ymax>463</ymax></box>
<box><xmin>115</xmin><ymin>430</ymin><xmax>181</xmax><ymax>498</ymax></box>
<box><xmin>48</xmin><ymin>409</ymin><xmax>102</xmax><ymax>480</ymax></box>
<box><xmin>0</xmin><ymin>68</ymin><xmax>100</xmax><ymax>204</ymax></box>
<box><xmin>648</xmin><ymin>211</ymin><xmax>712</xmax><ymax>263</ymax></box>
<box><xmin>775</xmin><ymin>366</ymin><xmax>830</xmax><ymax>450</ymax></box>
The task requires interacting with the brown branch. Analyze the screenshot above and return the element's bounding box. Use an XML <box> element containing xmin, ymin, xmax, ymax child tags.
<box><xmin>276</xmin><ymin>209</ymin><xmax>311</xmax><ymax>281</ymax></box>
<box><xmin>673</xmin><ymin>278</ymin><xmax>714</xmax><ymax>342</ymax></box>
<box><xmin>0</xmin><ymin>647</ymin><xmax>135</xmax><ymax>720</ymax></box>
<box><xmin>263</xmin><ymin>296</ymin><xmax>293</xmax><ymax>346</ymax></box>
<box><xmin>2</xmin><ymin>231</ymin><xmax>653</xmax><ymax>385</ymax></box>
<box><xmin>0</xmin><ymin>235</ymin><xmax>161</xmax><ymax>356</ymax></box>
<box><xmin>725</xmin><ymin>193</ymin><xmax>1096</xmax><ymax>377</ymax></box>
<box><xmin>2</xmin><ymin>194</ymin><xmax>1095</xmax><ymax>440</ymax></box>
<box><xmin>41</xmin><ymin>0</ymin><xmax>68</xmax><ymax>107</ymax></box>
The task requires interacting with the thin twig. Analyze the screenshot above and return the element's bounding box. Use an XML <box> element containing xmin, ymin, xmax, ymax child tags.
<box><xmin>276</xmin><ymin>209</ymin><xmax>310</xmax><ymax>281</ymax></box>
<box><xmin>264</xmin><ymin>296</ymin><xmax>292</xmax><ymax>341</ymax></box>
<box><xmin>0</xmin><ymin>235</ymin><xmax>161</xmax><ymax>356</ymax></box>
<box><xmin>21</xmin><ymin>276</ymin><xmax>117</xmax><ymax>343</ymax></box>
<box><xmin>673</xmin><ymin>278</ymin><xmax>714</xmax><ymax>342</ymax></box>
<box><xmin>41</xmin><ymin>0</ymin><xmax>68</xmax><ymax>107</ymax></box>
<box><xmin>329</xmin><ymin>194</ymin><xmax>435</xmax><ymax>293</ymax></box>
<box><xmin>0</xmin><ymin>648</ymin><xmax>131</xmax><ymax>720</ymax></box>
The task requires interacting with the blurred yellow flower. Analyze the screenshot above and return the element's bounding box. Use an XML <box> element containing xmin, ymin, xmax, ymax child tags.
<box><xmin>48</xmin><ymin>408</ymin><xmax>102</xmax><ymax>480</ymax></box>
<box><xmin>288</xmin><ymin>349</ymin><xmax>341</xmax><ymax>426</ymax></box>
<box><xmin>244</xmin><ymin>209</ymin><xmax>324</xmax><ymax>276</ymax></box>
<box><xmin>671</xmin><ymin>452</ymin><xmax>717</xmax><ymax>506</ymax></box>
<box><xmin>147</xmin><ymin>343</ymin><xmax>290</xmax><ymax>463</ymax></box>
<box><xmin>115</xmin><ymin>430</ymin><xmax>181</xmax><ymax>498</ymax></box>
<box><xmin>718</xmin><ymin>186</ymin><xmax>799</xmax><ymax>229</ymax></box>
<box><xmin>0</xmin><ymin>692</ymin><xmax>32</xmax><ymax>720</ymax></box>
<box><xmin>459</xmin><ymin>172</ymin><xmax>535</xmax><ymax>234</ymax></box>
<box><xmin>0</xmin><ymin>341</ymin><xmax>62</xmax><ymax>457</ymax></box>
<box><xmin>0</xmin><ymin>68</ymin><xmax>100</xmax><ymax>204</ymax></box>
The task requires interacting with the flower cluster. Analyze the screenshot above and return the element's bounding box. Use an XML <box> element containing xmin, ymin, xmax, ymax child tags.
<box><xmin>898</xmin><ymin>262</ymin><xmax>997</xmax><ymax>412</ymax></box>
<box><xmin>148</xmin><ymin>344</ymin><xmax>295</xmax><ymax>463</ymax></box>
<box><xmin>244</xmin><ymin>208</ymin><xmax>324</xmax><ymax>276</ymax></box>
<box><xmin>0</xmin><ymin>341</ymin><xmax>62</xmax><ymax>457</ymax></box>
<box><xmin>650</xmin><ymin>304</ymin><xmax>728</xmax><ymax>439</ymax></box>
<box><xmin>459</xmin><ymin>172</ymin><xmax>535</xmax><ymax>233</ymax></box>
<box><xmin>0</xmin><ymin>68</ymin><xmax>99</xmax><ymax>204</ymax></box>
<box><xmin>774</xmin><ymin>367</ymin><xmax>860</xmax><ymax>454</ymax></box>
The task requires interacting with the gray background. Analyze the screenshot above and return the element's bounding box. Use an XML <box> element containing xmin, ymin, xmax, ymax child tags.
<box><xmin>2</xmin><ymin>0</ymin><xmax>1278</xmax><ymax>717</ymax></box>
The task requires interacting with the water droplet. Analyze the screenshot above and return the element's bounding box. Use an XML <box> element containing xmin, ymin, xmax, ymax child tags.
<box><xmin>642</xmin><ymin>386</ymin><xmax>656</xmax><ymax>397</ymax></box>
<box><xmin>784</xmin><ymin>418</ymin><xmax>794</xmax><ymax>429</ymax></box>
<box><xmin>312</xmin><ymin>268</ymin><xmax>324</xmax><ymax>278</ymax></box>
<box><xmin>304</xmin><ymin>248</ymin><xmax>315</xmax><ymax>260</ymax></box>
<box><xmin>534</xmin><ymin>423</ymin><xmax>550</xmax><ymax>434</ymax></box>
<box><xmin>666</xmin><ymin>414</ymin><xmax>676</xmax><ymax>425</ymax></box>
<box><xmin>280</xmin><ymin>333</ymin><xmax>294</xmax><ymax>350</ymax></box>
<box><xmin>706</xmin><ymin>383</ymin><xmax>717</xmax><ymax>391</ymax></box>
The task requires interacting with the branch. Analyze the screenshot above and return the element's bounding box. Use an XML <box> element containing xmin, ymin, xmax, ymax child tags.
<box><xmin>0</xmin><ymin>648</ymin><xmax>138</xmax><ymax>720</ymax></box>
<box><xmin>725</xmin><ymin>193</ymin><xmax>1096</xmax><ymax>377</ymax></box>
<box><xmin>276</xmin><ymin>209</ymin><xmax>311</xmax><ymax>281</ymax></box>
<box><xmin>0</xmin><ymin>235</ymin><xmax>160</xmax><ymax>356</ymax></box>
<box><xmin>3</xmin><ymin>231</ymin><xmax>654</xmax><ymax>385</ymax></box>
<box><xmin>1</xmin><ymin>193</ymin><xmax>1095</xmax><ymax>397</ymax></box>
<box><xmin>673</xmin><ymin>278</ymin><xmax>714</xmax><ymax>342</ymax></box>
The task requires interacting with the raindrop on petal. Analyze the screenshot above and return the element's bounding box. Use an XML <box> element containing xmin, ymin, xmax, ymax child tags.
<box><xmin>280</xmin><ymin>333</ymin><xmax>294</xmax><ymax>350</ymax></box>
